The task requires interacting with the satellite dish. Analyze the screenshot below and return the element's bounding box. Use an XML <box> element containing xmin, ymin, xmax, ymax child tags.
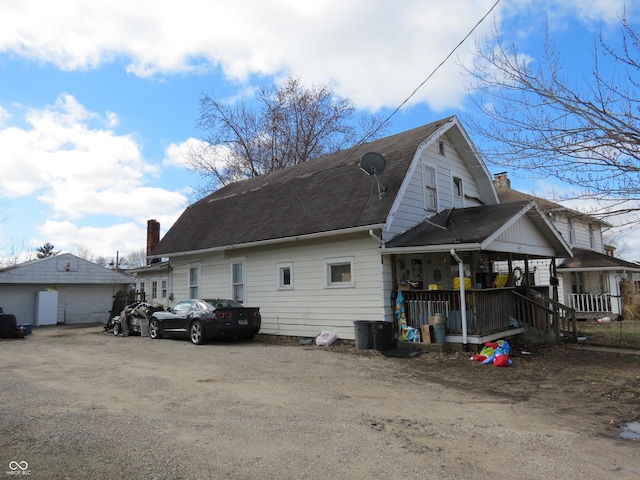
<box><xmin>359</xmin><ymin>152</ymin><xmax>387</xmax><ymax>199</ymax></box>
<box><xmin>359</xmin><ymin>152</ymin><xmax>386</xmax><ymax>175</ymax></box>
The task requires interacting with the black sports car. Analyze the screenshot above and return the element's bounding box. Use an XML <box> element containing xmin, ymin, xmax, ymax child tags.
<box><xmin>149</xmin><ymin>299</ymin><xmax>261</xmax><ymax>345</ymax></box>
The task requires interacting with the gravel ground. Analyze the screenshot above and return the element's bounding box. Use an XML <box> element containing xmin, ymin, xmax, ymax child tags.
<box><xmin>1</xmin><ymin>325</ymin><xmax>639</xmax><ymax>479</ymax></box>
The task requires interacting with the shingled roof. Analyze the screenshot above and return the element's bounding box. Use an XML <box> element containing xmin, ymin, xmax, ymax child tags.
<box><xmin>152</xmin><ymin>117</ymin><xmax>455</xmax><ymax>256</ymax></box>
<box><xmin>384</xmin><ymin>201</ymin><xmax>572</xmax><ymax>257</ymax></box>
<box><xmin>495</xmin><ymin>182</ymin><xmax>611</xmax><ymax>228</ymax></box>
<box><xmin>558</xmin><ymin>248</ymin><xmax>640</xmax><ymax>271</ymax></box>
<box><xmin>385</xmin><ymin>201</ymin><xmax>532</xmax><ymax>248</ymax></box>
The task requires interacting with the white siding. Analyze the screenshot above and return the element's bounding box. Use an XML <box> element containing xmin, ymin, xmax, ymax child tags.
<box><xmin>388</xmin><ymin>134</ymin><xmax>485</xmax><ymax>238</ymax></box>
<box><xmin>549</xmin><ymin>213</ymin><xmax>605</xmax><ymax>253</ymax></box>
<box><xmin>0</xmin><ymin>284</ymin><xmax>122</xmax><ymax>325</ymax></box>
<box><xmin>166</xmin><ymin>233</ymin><xmax>390</xmax><ymax>340</ymax></box>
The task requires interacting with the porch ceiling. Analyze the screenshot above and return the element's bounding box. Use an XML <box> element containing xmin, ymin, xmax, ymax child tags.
<box><xmin>383</xmin><ymin>201</ymin><xmax>572</xmax><ymax>258</ymax></box>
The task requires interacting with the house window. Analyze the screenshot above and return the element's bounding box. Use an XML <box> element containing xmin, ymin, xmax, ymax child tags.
<box><xmin>325</xmin><ymin>257</ymin><xmax>355</xmax><ymax>288</ymax></box>
<box><xmin>161</xmin><ymin>279</ymin><xmax>168</xmax><ymax>299</ymax></box>
<box><xmin>438</xmin><ymin>140</ymin><xmax>445</xmax><ymax>155</ymax></box>
<box><xmin>453</xmin><ymin>177</ymin><xmax>463</xmax><ymax>197</ymax></box>
<box><xmin>139</xmin><ymin>281</ymin><xmax>145</xmax><ymax>294</ymax></box>
<box><xmin>423</xmin><ymin>165</ymin><xmax>437</xmax><ymax>211</ymax></box>
<box><xmin>589</xmin><ymin>224</ymin><xmax>595</xmax><ymax>249</ymax></box>
<box><xmin>189</xmin><ymin>266</ymin><xmax>200</xmax><ymax>299</ymax></box>
<box><xmin>571</xmin><ymin>271</ymin><xmax>584</xmax><ymax>294</ymax></box>
<box><xmin>278</xmin><ymin>262</ymin><xmax>293</xmax><ymax>290</ymax></box>
<box><xmin>231</xmin><ymin>259</ymin><xmax>245</xmax><ymax>303</ymax></box>
<box><xmin>151</xmin><ymin>280</ymin><xmax>158</xmax><ymax>299</ymax></box>
<box><xmin>453</xmin><ymin>176</ymin><xmax>464</xmax><ymax>208</ymax></box>
<box><xmin>568</xmin><ymin>218</ymin><xmax>575</xmax><ymax>245</ymax></box>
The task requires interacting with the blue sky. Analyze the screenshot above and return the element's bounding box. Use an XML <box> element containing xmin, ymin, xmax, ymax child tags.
<box><xmin>1</xmin><ymin>0</ymin><xmax>637</xmax><ymax>263</ymax></box>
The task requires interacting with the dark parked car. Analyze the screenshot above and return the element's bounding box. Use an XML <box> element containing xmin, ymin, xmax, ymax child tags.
<box><xmin>149</xmin><ymin>299</ymin><xmax>261</xmax><ymax>345</ymax></box>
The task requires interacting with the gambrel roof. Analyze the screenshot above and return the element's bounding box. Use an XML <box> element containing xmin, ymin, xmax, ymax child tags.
<box><xmin>152</xmin><ymin>116</ymin><xmax>497</xmax><ymax>257</ymax></box>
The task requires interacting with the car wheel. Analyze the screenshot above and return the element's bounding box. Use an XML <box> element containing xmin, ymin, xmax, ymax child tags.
<box><xmin>149</xmin><ymin>319</ymin><xmax>162</xmax><ymax>339</ymax></box>
<box><xmin>113</xmin><ymin>322</ymin><xmax>121</xmax><ymax>336</ymax></box>
<box><xmin>190</xmin><ymin>320</ymin><xmax>206</xmax><ymax>345</ymax></box>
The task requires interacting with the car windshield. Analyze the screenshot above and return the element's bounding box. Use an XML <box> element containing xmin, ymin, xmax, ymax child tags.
<box><xmin>204</xmin><ymin>299</ymin><xmax>244</xmax><ymax>309</ymax></box>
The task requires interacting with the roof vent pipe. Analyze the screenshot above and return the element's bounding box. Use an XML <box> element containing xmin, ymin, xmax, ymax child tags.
<box><xmin>450</xmin><ymin>248</ymin><xmax>468</xmax><ymax>347</ymax></box>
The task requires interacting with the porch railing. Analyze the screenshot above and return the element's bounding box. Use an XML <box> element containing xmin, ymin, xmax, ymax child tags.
<box><xmin>565</xmin><ymin>293</ymin><xmax>612</xmax><ymax>315</ymax></box>
<box><xmin>400</xmin><ymin>288</ymin><xmax>577</xmax><ymax>344</ymax></box>
<box><xmin>401</xmin><ymin>288</ymin><xmax>514</xmax><ymax>336</ymax></box>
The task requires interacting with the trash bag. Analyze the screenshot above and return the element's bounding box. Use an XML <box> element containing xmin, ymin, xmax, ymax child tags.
<box><xmin>0</xmin><ymin>314</ymin><xmax>25</xmax><ymax>339</ymax></box>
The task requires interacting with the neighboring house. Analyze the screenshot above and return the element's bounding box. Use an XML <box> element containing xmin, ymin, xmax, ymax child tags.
<box><xmin>494</xmin><ymin>173</ymin><xmax>640</xmax><ymax>320</ymax></box>
<box><xmin>147</xmin><ymin>116</ymin><xmax>573</xmax><ymax>345</ymax></box>
<box><xmin>0</xmin><ymin>253</ymin><xmax>133</xmax><ymax>325</ymax></box>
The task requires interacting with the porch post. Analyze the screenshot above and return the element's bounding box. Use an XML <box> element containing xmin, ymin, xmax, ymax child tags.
<box><xmin>450</xmin><ymin>249</ymin><xmax>468</xmax><ymax>347</ymax></box>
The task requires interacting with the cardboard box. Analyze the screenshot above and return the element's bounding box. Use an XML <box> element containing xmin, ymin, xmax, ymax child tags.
<box><xmin>421</xmin><ymin>325</ymin><xmax>433</xmax><ymax>344</ymax></box>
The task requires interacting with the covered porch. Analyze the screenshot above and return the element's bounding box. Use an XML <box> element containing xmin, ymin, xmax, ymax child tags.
<box><xmin>383</xmin><ymin>202</ymin><xmax>574</xmax><ymax>347</ymax></box>
<box><xmin>557</xmin><ymin>248</ymin><xmax>640</xmax><ymax>320</ymax></box>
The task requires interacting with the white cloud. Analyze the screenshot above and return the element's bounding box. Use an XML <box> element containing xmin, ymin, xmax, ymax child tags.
<box><xmin>38</xmin><ymin>217</ymin><xmax>181</xmax><ymax>259</ymax></box>
<box><xmin>0</xmin><ymin>94</ymin><xmax>188</xmax><ymax>259</ymax></box>
<box><xmin>2</xmin><ymin>1</ymin><xmax>633</xmax><ymax>113</ymax></box>
<box><xmin>0</xmin><ymin>94</ymin><xmax>185</xmax><ymax>219</ymax></box>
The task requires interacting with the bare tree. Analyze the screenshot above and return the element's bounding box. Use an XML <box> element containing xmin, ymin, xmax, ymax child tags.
<box><xmin>189</xmin><ymin>76</ymin><xmax>387</xmax><ymax>196</ymax></box>
<box><xmin>465</xmin><ymin>17</ymin><xmax>640</xmax><ymax>223</ymax></box>
<box><xmin>121</xmin><ymin>249</ymin><xmax>147</xmax><ymax>268</ymax></box>
<box><xmin>0</xmin><ymin>238</ymin><xmax>34</xmax><ymax>267</ymax></box>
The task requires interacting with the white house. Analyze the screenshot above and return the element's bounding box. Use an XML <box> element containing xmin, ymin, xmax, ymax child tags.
<box><xmin>144</xmin><ymin>117</ymin><xmax>573</xmax><ymax>345</ymax></box>
<box><xmin>494</xmin><ymin>173</ymin><xmax>640</xmax><ymax>320</ymax></box>
<box><xmin>0</xmin><ymin>253</ymin><xmax>134</xmax><ymax>325</ymax></box>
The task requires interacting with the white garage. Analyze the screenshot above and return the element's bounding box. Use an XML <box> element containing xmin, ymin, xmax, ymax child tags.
<box><xmin>0</xmin><ymin>253</ymin><xmax>133</xmax><ymax>326</ymax></box>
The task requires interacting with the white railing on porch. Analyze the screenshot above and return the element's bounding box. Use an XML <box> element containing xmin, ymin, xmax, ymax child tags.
<box><xmin>406</xmin><ymin>300</ymin><xmax>450</xmax><ymax>329</ymax></box>
<box><xmin>565</xmin><ymin>293</ymin><xmax>612</xmax><ymax>313</ymax></box>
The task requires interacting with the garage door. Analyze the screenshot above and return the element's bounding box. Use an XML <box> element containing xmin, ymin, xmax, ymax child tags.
<box><xmin>63</xmin><ymin>285</ymin><xmax>116</xmax><ymax>324</ymax></box>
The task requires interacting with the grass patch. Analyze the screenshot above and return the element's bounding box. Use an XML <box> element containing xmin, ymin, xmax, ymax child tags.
<box><xmin>576</xmin><ymin>318</ymin><xmax>640</xmax><ymax>348</ymax></box>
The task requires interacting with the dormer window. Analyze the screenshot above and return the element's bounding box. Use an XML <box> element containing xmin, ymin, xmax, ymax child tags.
<box><xmin>438</xmin><ymin>140</ymin><xmax>445</xmax><ymax>155</ymax></box>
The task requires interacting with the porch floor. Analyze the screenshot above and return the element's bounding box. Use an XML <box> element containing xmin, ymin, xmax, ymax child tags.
<box><xmin>397</xmin><ymin>327</ymin><xmax>526</xmax><ymax>353</ymax></box>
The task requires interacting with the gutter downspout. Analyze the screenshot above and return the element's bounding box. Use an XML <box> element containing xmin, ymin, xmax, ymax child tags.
<box><xmin>450</xmin><ymin>248</ymin><xmax>468</xmax><ymax>348</ymax></box>
<box><xmin>368</xmin><ymin>229</ymin><xmax>384</xmax><ymax>246</ymax></box>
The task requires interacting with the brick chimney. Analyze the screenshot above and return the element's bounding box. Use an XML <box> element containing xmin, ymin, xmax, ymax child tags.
<box><xmin>146</xmin><ymin>219</ymin><xmax>160</xmax><ymax>265</ymax></box>
<box><xmin>493</xmin><ymin>172</ymin><xmax>511</xmax><ymax>189</ymax></box>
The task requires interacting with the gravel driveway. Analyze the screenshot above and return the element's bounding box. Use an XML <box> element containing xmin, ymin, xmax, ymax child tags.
<box><xmin>1</xmin><ymin>325</ymin><xmax>638</xmax><ymax>479</ymax></box>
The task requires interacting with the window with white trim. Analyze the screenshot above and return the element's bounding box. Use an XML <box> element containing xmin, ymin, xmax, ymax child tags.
<box><xmin>161</xmin><ymin>279</ymin><xmax>168</xmax><ymax>300</ymax></box>
<box><xmin>189</xmin><ymin>266</ymin><xmax>200</xmax><ymax>299</ymax></box>
<box><xmin>151</xmin><ymin>280</ymin><xmax>158</xmax><ymax>299</ymax></box>
<box><xmin>231</xmin><ymin>259</ymin><xmax>245</xmax><ymax>303</ymax></box>
<box><xmin>423</xmin><ymin>165</ymin><xmax>437</xmax><ymax>211</ymax></box>
<box><xmin>568</xmin><ymin>218</ymin><xmax>575</xmax><ymax>245</ymax></box>
<box><xmin>453</xmin><ymin>176</ymin><xmax>463</xmax><ymax>198</ymax></box>
<box><xmin>324</xmin><ymin>257</ymin><xmax>355</xmax><ymax>288</ymax></box>
<box><xmin>277</xmin><ymin>262</ymin><xmax>293</xmax><ymax>290</ymax></box>
<box><xmin>453</xmin><ymin>176</ymin><xmax>464</xmax><ymax>208</ymax></box>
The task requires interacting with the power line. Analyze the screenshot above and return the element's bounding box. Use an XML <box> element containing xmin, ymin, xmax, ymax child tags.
<box><xmin>359</xmin><ymin>0</ymin><xmax>502</xmax><ymax>146</ymax></box>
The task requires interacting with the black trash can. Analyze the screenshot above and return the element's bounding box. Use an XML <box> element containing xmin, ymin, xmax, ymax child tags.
<box><xmin>372</xmin><ymin>321</ymin><xmax>395</xmax><ymax>351</ymax></box>
<box><xmin>354</xmin><ymin>321</ymin><xmax>373</xmax><ymax>349</ymax></box>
